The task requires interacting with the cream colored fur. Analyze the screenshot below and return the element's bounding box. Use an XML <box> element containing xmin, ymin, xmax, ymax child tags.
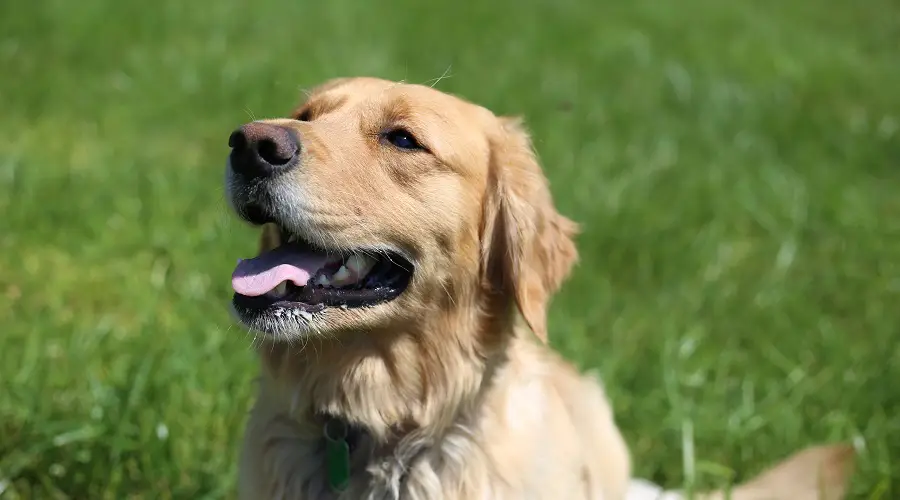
<box><xmin>225</xmin><ymin>77</ymin><xmax>854</xmax><ymax>500</ymax></box>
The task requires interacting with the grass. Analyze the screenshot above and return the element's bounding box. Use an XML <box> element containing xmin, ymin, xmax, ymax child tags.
<box><xmin>1</xmin><ymin>0</ymin><xmax>898</xmax><ymax>497</ymax></box>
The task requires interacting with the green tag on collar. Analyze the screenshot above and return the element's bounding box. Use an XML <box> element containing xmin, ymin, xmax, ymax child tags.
<box><xmin>324</xmin><ymin>420</ymin><xmax>351</xmax><ymax>492</ymax></box>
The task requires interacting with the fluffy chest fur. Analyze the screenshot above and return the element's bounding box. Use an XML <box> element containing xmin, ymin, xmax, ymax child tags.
<box><xmin>237</xmin><ymin>338</ymin><xmax>631</xmax><ymax>500</ymax></box>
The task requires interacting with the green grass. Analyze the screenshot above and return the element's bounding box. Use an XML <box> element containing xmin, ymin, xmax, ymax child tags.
<box><xmin>1</xmin><ymin>0</ymin><xmax>898</xmax><ymax>497</ymax></box>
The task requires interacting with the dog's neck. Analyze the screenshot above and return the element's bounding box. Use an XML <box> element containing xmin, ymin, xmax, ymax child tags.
<box><xmin>256</xmin><ymin>304</ymin><xmax>512</xmax><ymax>444</ymax></box>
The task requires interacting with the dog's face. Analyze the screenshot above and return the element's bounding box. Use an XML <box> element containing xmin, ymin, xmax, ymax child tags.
<box><xmin>226</xmin><ymin>77</ymin><xmax>577</xmax><ymax>342</ymax></box>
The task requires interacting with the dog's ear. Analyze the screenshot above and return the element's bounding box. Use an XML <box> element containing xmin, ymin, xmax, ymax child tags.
<box><xmin>481</xmin><ymin>116</ymin><xmax>579</xmax><ymax>343</ymax></box>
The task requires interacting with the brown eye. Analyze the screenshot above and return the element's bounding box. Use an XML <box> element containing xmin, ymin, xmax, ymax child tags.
<box><xmin>384</xmin><ymin>129</ymin><xmax>423</xmax><ymax>150</ymax></box>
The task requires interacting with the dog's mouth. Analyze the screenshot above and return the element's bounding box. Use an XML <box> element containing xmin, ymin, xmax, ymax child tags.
<box><xmin>231</xmin><ymin>223</ymin><xmax>413</xmax><ymax>315</ymax></box>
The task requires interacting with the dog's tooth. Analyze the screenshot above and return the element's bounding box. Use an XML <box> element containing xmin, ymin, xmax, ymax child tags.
<box><xmin>345</xmin><ymin>254</ymin><xmax>363</xmax><ymax>273</ymax></box>
<box><xmin>346</xmin><ymin>254</ymin><xmax>376</xmax><ymax>276</ymax></box>
<box><xmin>315</xmin><ymin>274</ymin><xmax>330</xmax><ymax>287</ymax></box>
<box><xmin>332</xmin><ymin>265</ymin><xmax>350</xmax><ymax>282</ymax></box>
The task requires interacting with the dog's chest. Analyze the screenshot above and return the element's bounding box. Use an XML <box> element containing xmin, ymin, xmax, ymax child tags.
<box><xmin>240</xmin><ymin>415</ymin><xmax>507</xmax><ymax>500</ymax></box>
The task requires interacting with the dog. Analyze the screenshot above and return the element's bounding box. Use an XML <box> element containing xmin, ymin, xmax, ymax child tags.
<box><xmin>224</xmin><ymin>77</ymin><xmax>855</xmax><ymax>499</ymax></box>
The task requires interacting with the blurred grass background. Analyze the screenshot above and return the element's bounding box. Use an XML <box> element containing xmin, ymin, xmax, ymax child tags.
<box><xmin>1</xmin><ymin>0</ymin><xmax>898</xmax><ymax>498</ymax></box>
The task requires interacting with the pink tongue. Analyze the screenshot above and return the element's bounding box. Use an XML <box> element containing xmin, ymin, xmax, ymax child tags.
<box><xmin>231</xmin><ymin>246</ymin><xmax>331</xmax><ymax>297</ymax></box>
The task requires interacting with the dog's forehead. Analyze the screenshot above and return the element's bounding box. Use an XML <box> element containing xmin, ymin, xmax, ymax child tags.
<box><xmin>298</xmin><ymin>78</ymin><xmax>497</xmax><ymax>175</ymax></box>
<box><xmin>305</xmin><ymin>78</ymin><xmax>493</xmax><ymax>124</ymax></box>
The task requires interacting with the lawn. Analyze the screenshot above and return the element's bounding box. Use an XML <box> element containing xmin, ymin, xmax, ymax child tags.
<box><xmin>1</xmin><ymin>0</ymin><xmax>898</xmax><ymax>497</ymax></box>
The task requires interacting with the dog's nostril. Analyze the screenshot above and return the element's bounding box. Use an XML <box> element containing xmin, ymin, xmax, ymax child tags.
<box><xmin>257</xmin><ymin>138</ymin><xmax>297</xmax><ymax>166</ymax></box>
<box><xmin>228</xmin><ymin>130</ymin><xmax>247</xmax><ymax>151</ymax></box>
<box><xmin>228</xmin><ymin>123</ymin><xmax>300</xmax><ymax>179</ymax></box>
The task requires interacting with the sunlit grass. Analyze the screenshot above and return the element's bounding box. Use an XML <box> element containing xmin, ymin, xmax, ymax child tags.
<box><xmin>1</xmin><ymin>0</ymin><xmax>897</xmax><ymax>497</ymax></box>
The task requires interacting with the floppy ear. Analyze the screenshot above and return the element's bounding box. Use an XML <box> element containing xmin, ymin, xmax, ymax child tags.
<box><xmin>481</xmin><ymin>116</ymin><xmax>579</xmax><ymax>343</ymax></box>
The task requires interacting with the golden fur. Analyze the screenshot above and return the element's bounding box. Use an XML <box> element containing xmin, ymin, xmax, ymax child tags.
<box><xmin>225</xmin><ymin>77</ymin><xmax>854</xmax><ymax>499</ymax></box>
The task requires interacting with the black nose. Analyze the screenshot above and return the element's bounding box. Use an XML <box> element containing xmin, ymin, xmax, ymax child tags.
<box><xmin>228</xmin><ymin>122</ymin><xmax>300</xmax><ymax>179</ymax></box>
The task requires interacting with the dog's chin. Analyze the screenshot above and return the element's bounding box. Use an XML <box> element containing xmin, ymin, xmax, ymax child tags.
<box><xmin>229</xmin><ymin>299</ymin><xmax>400</xmax><ymax>341</ymax></box>
<box><xmin>229</xmin><ymin>221</ymin><xmax>414</xmax><ymax>341</ymax></box>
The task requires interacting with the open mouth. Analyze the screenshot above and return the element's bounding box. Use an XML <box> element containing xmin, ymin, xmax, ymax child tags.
<box><xmin>231</xmin><ymin>223</ymin><xmax>413</xmax><ymax>316</ymax></box>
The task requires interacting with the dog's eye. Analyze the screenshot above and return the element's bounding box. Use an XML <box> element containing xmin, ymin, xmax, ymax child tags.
<box><xmin>384</xmin><ymin>129</ymin><xmax>423</xmax><ymax>151</ymax></box>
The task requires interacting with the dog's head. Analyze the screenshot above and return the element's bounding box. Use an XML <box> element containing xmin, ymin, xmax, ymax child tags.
<box><xmin>226</xmin><ymin>77</ymin><xmax>577</xmax><ymax>343</ymax></box>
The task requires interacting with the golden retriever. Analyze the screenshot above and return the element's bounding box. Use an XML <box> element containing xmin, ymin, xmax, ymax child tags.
<box><xmin>224</xmin><ymin>77</ymin><xmax>854</xmax><ymax>499</ymax></box>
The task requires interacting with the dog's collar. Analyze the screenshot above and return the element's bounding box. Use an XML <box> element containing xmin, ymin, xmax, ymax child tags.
<box><xmin>321</xmin><ymin>416</ymin><xmax>364</xmax><ymax>493</ymax></box>
<box><xmin>318</xmin><ymin>414</ymin><xmax>418</xmax><ymax>494</ymax></box>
